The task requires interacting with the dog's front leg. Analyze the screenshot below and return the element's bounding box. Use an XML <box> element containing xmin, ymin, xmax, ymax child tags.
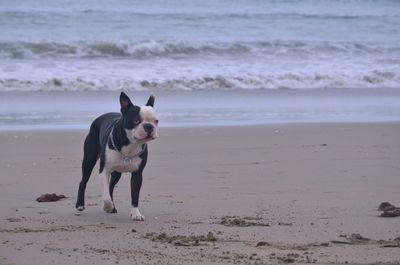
<box><xmin>99</xmin><ymin>171</ymin><xmax>115</xmax><ymax>213</ymax></box>
<box><xmin>130</xmin><ymin>171</ymin><xmax>144</xmax><ymax>221</ymax></box>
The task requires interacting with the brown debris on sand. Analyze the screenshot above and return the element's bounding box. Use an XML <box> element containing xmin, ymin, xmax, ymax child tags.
<box><xmin>36</xmin><ymin>193</ymin><xmax>66</xmax><ymax>202</ymax></box>
<box><xmin>330</xmin><ymin>234</ymin><xmax>400</xmax><ymax>248</ymax></box>
<box><xmin>219</xmin><ymin>216</ymin><xmax>270</xmax><ymax>227</ymax></box>
<box><xmin>331</xmin><ymin>233</ymin><xmax>371</xmax><ymax>245</ymax></box>
<box><xmin>143</xmin><ymin>231</ymin><xmax>217</xmax><ymax>247</ymax></box>
<box><xmin>256</xmin><ymin>241</ymin><xmax>270</xmax><ymax>247</ymax></box>
<box><xmin>378</xmin><ymin>202</ymin><xmax>400</xmax><ymax>217</ymax></box>
<box><xmin>380</xmin><ymin>210</ymin><xmax>400</xmax><ymax>217</ymax></box>
<box><xmin>379</xmin><ymin>202</ymin><xmax>396</xmax><ymax>211</ymax></box>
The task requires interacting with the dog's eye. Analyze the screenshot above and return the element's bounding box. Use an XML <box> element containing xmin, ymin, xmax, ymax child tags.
<box><xmin>134</xmin><ymin>120</ymin><xmax>140</xmax><ymax>125</ymax></box>
<box><xmin>155</xmin><ymin>120</ymin><xmax>159</xmax><ymax>124</ymax></box>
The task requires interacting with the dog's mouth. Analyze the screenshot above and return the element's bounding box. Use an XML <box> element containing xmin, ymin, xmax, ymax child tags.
<box><xmin>144</xmin><ymin>135</ymin><xmax>155</xmax><ymax>140</ymax></box>
<box><xmin>135</xmin><ymin>134</ymin><xmax>156</xmax><ymax>141</ymax></box>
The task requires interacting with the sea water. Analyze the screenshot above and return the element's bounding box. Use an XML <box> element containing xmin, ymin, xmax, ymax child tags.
<box><xmin>0</xmin><ymin>0</ymin><xmax>400</xmax><ymax>129</ymax></box>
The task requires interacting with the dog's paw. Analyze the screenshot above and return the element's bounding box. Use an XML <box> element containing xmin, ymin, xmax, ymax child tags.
<box><xmin>131</xmin><ymin>207</ymin><xmax>145</xmax><ymax>221</ymax></box>
<box><xmin>103</xmin><ymin>199</ymin><xmax>115</xmax><ymax>213</ymax></box>
<box><xmin>132</xmin><ymin>215</ymin><xmax>145</xmax><ymax>221</ymax></box>
<box><xmin>76</xmin><ymin>205</ymin><xmax>85</xmax><ymax>211</ymax></box>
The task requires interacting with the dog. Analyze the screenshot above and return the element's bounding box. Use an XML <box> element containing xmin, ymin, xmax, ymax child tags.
<box><xmin>75</xmin><ymin>92</ymin><xmax>158</xmax><ymax>221</ymax></box>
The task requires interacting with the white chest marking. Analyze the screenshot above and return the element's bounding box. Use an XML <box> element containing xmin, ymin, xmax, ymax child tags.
<box><xmin>106</xmin><ymin>147</ymin><xmax>143</xmax><ymax>173</ymax></box>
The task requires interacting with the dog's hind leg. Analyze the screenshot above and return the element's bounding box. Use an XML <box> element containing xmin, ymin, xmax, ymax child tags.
<box><xmin>76</xmin><ymin>130</ymin><xmax>100</xmax><ymax>211</ymax></box>
<box><xmin>108</xmin><ymin>171</ymin><xmax>121</xmax><ymax>213</ymax></box>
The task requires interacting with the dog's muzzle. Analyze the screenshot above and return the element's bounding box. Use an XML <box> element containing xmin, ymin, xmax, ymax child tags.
<box><xmin>136</xmin><ymin>122</ymin><xmax>158</xmax><ymax>140</ymax></box>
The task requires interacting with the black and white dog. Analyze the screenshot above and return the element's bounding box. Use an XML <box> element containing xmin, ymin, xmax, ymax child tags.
<box><xmin>76</xmin><ymin>92</ymin><xmax>158</xmax><ymax>221</ymax></box>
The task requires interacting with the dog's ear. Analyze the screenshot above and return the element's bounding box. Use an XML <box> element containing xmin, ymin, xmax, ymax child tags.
<box><xmin>120</xmin><ymin>92</ymin><xmax>133</xmax><ymax>113</ymax></box>
<box><xmin>146</xmin><ymin>94</ymin><xmax>155</xmax><ymax>107</ymax></box>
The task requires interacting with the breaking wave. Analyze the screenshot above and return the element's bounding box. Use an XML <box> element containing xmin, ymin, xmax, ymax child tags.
<box><xmin>1</xmin><ymin>71</ymin><xmax>399</xmax><ymax>91</ymax></box>
<box><xmin>0</xmin><ymin>40</ymin><xmax>398</xmax><ymax>59</ymax></box>
<box><xmin>1</xmin><ymin>39</ymin><xmax>399</xmax><ymax>91</ymax></box>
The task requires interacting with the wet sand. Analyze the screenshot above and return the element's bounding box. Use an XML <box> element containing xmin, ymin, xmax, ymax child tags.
<box><xmin>1</xmin><ymin>123</ymin><xmax>400</xmax><ymax>264</ymax></box>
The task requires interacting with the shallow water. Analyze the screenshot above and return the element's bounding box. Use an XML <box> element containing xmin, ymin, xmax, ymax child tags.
<box><xmin>1</xmin><ymin>89</ymin><xmax>400</xmax><ymax>130</ymax></box>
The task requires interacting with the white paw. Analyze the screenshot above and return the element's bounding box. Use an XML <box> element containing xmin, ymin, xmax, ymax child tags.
<box><xmin>103</xmin><ymin>199</ymin><xmax>115</xmax><ymax>213</ymax></box>
<box><xmin>131</xmin><ymin>207</ymin><xmax>145</xmax><ymax>221</ymax></box>
<box><xmin>76</xmin><ymin>206</ymin><xmax>85</xmax><ymax>211</ymax></box>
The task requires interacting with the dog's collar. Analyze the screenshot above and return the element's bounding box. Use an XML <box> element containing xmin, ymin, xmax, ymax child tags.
<box><xmin>109</xmin><ymin>126</ymin><xmax>147</xmax><ymax>160</ymax></box>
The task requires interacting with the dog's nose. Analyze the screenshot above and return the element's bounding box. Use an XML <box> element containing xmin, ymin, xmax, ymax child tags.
<box><xmin>143</xmin><ymin>123</ymin><xmax>153</xmax><ymax>134</ymax></box>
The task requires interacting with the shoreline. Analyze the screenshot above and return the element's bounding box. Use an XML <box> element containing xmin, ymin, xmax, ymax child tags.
<box><xmin>1</xmin><ymin>122</ymin><xmax>400</xmax><ymax>264</ymax></box>
<box><xmin>2</xmin><ymin>119</ymin><xmax>400</xmax><ymax>131</ymax></box>
<box><xmin>1</xmin><ymin>88</ymin><xmax>400</xmax><ymax>130</ymax></box>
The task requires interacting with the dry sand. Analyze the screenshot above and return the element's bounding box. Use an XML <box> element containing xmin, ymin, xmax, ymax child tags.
<box><xmin>1</xmin><ymin>123</ymin><xmax>400</xmax><ymax>265</ymax></box>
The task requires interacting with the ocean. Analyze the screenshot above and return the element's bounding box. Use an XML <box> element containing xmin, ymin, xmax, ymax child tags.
<box><xmin>1</xmin><ymin>0</ymin><xmax>400</xmax><ymax>129</ymax></box>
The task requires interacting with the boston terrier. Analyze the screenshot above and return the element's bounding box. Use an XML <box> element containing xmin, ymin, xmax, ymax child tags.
<box><xmin>75</xmin><ymin>92</ymin><xmax>158</xmax><ymax>221</ymax></box>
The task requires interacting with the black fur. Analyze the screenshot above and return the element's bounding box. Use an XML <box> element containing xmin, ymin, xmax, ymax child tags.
<box><xmin>146</xmin><ymin>94</ymin><xmax>155</xmax><ymax>107</ymax></box>
<box><xmin>75</xmin><ymin>93</ymin><xmax>150</xmax><ymax>213</ymax></box>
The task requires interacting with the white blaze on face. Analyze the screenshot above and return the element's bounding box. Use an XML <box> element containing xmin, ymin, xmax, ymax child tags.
<box><xmin>134</xmin><ymin>106</ymin><xmax>159</xmax><ymax>141</ymax></box>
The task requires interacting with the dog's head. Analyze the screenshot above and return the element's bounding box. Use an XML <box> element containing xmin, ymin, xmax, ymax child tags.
<box><xmin>119</xmin><ymin>92</ymin><xmax>158</xmax><ymax>143</ymax></box>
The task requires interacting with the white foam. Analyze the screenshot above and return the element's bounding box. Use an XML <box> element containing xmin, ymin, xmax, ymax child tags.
<box><xmin>1</xmin><ymin>39</ymin><xmax>399</xmax><ymax>92</ymax></box>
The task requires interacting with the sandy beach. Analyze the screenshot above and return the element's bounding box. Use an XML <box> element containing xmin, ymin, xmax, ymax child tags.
<box><xmin>1</xmin><ymin>122</ymin><xmax>400</xmax><ymax>265</ymax></box>
<box><xmin>2</xmin><ymin>0</ymin><xmax>400</xmax><ymax>264</ymax></box>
